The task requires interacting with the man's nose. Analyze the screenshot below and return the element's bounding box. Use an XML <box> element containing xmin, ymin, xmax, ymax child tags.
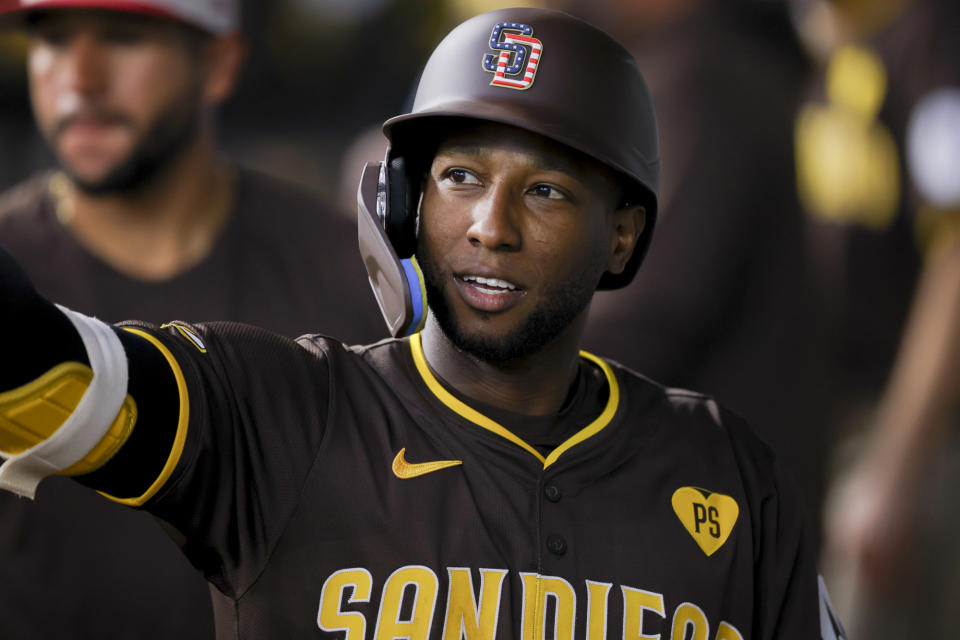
<box><xmin>467</xmin><ymin>186</ymin><xmax>522</xmax><ymax>251</ymax></box>
<box><xmin>60</xmin><ymin>34</ymin><xmax>109</xmax><ymax>96</ymax></box>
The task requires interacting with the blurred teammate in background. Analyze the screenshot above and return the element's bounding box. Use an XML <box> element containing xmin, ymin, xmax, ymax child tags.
<box><xmin>0</xmin><ymin>0</ymin><xmax>382</xmax><ymax>637</ymax></box>
<box><xmin>562</xmin><ymin>0</ymin><xmax>831</xmax><ymax>527</ymax></box>
<box><xmin>792</xmin><ymin>0</ymin><xmax>960</xmax><ymax>636</ymax></box>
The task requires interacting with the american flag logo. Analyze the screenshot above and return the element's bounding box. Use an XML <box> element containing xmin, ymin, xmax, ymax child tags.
<box><xmin>482</xmin><ymin>22</ymin><xmax>543</xmax><ymax>90</ymax></box>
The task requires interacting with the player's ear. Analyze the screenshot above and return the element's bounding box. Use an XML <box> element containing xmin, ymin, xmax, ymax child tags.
<box><xmin>605</xmin><ymin>204</ymin><xmax>646</xmax><ymax>276</ymax></box>
<box><xmin>201</xmin><ymin>33</ymin><xmax>246</xmax><ymax>106</ymax></box>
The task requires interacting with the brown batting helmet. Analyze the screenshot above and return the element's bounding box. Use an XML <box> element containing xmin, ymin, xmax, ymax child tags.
<box><xmin>383</xmin><ymin>7</ymin><xmax>660</xmax><ymax>289</ymax></box>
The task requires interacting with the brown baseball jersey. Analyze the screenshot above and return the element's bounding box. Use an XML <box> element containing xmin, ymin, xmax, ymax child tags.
<box><xmin>73</xmin><ymin>320</ymin><xmax>840</xmax><ymax>639</ymax></box>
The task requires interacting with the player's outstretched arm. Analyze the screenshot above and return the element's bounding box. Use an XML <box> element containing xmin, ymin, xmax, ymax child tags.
<box><xmin>0</xmin><ymin>243</ymin><xmax>181</xmax><ymax>500</ymax></box>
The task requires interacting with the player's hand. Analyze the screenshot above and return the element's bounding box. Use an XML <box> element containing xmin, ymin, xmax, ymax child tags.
<box><xmin>823</xmin><ymin>446</ymin><xmax>924</xmax><ymax>597</ymax></box>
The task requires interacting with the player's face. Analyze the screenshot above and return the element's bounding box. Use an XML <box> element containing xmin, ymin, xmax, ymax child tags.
<box><xmin>417</xmin><ymin>123</ymin><xmax>631</xmax><ymax>363</ymax></box>
<box><xmin>27</xmin><ymin>11</ymin><xmax>206</xmax><ymax>194</ymax></box>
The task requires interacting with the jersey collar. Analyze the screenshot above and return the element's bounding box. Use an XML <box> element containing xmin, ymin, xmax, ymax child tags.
<box><xmin>408</xmin><ymin>332</ymin><xmax>620</xmax><ymax>469</ymax></box>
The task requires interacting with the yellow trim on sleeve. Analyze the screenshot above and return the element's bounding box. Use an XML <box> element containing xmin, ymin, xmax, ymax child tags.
<box><xmin>408</xmin><ymin>334</ymin><xmax>620</xmax><ymax>468</ymax></box>
<box><xmin>99</xmin><ymin>328</ymin><xmax>191</xmax><ymax>507</ymax></box>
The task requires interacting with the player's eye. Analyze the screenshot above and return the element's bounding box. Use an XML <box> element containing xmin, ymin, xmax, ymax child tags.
<box><xmin>443</xmin><ymin>168</ymin><xmax>481</xmax><ymax>186</ymax></box>
<box><xmin>528</xmin><ymin>184</ymin><xmax>569</xmax><ymax>201</ymax></box>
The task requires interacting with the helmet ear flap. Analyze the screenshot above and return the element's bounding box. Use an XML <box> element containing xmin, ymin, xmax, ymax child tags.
<box><xmin>357</xmin><ymin>159</ymin><xmax>427</xmax><ymax>338</ymax></box>
<box><xmin>384</xmin><ymin>156</ymin><xmax>419</xmax><ymax>258</ymax></box>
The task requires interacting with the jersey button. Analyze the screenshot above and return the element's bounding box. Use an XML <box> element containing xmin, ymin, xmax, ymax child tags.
<box><xmin>544</xmin><ymin>483</ymin><xmax>562</xmax><ymax>502</ymax></box>
<box><xmin>546</xmin><ymin>534</ymin><xmax>567</xmax><ymax>556</ymax></box>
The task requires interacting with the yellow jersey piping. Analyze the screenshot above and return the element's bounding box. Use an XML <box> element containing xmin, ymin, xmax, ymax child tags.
<box><xmin>409</xmin><ymin>333</ymin><xmax>620</xmax><ymax>469</ymax></box>
<box><xmin>543</xmin><ymin>351</ymin><xmax>619</xmax><ymax>468</ymax></box>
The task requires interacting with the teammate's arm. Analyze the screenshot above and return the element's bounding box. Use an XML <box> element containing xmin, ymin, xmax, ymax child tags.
<box><xmin>0</xmin><ymin>243</ymin><xmax>181</xmax><ymax>499</ymax></box>
<box><xmin>825</xmin><ymin>239</ymin><xmax>960</xmax><ymax>593</ymax></box>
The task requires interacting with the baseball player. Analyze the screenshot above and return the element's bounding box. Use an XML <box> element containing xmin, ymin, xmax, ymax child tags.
<box><xmin>0</xmin><ymin>8</ymin><xmax>843</xmax><ymax>638</ymax></box>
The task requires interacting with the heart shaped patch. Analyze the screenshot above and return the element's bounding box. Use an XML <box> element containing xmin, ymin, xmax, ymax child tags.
<box><xmin>671</xmin><ymin>487</ymin><xmax>739</xmax><ymax>557</ymax></box>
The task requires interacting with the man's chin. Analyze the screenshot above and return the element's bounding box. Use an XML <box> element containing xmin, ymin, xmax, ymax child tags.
<box><xmin>60</xmin><ymin>158</ymin><xmax>156</xmax><ymax>196</ymax></box>
<box><xmin>444</xmin><ymin>327</ymin><xmax>537</xmax><ymax>364</ymax></box>
<box><xmin>60</xmin><ymin>168</ymin><xmax>111</xmax><ymax>192</ymax></box>
<box><xmin>437</xmin><ymin>306</ymin><xmax>570</xmax><ymax>364</ymax></box>
<box><xmin>66</xmin><ymin>174</ymin><xmax>128</xmax><ymax>196</ymax></box>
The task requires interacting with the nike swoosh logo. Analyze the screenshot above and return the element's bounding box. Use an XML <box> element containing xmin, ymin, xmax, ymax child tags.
<box><xmin>392</xmin><ymin>448</ymin><xmax>462</xmax><ymax>479</ymax></box>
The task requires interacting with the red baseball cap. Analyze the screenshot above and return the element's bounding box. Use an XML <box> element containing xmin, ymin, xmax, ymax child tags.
<box><xmin>0</xmin><ymin>0</ymin><xmax>239</xmax><ymax>34</ymax></box>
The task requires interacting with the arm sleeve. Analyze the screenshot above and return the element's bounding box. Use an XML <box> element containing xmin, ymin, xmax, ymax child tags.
<box><xmin>754</xmin><ymin>462</ymin><xmax>823</xmax><ymax>638</ymax></box>
<box><xmin>722</xmin><ymin>407</ymin><xmax>846</xmax><ymax>639</ymax></box>
<box><xmin>101</xmin><ymin>321</ymin><xmax>334</xmax><ymax>596</ymax></box>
